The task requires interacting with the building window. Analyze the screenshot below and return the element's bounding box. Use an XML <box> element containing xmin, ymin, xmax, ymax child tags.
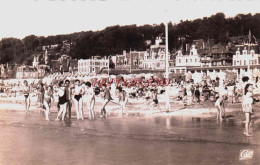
<box><xmin>179</xmin><ymin>59</ymin><xmax>181</xmax><ymax>63</ymax></box>
<box><xmin>195</xmin><ymin>59</ymin><xmax>197</xmax><ymax>63</ymax></box>
<box><xmin>186</xmin><ymin>59</ymin><xmax>188</xmax><ymax>63</ymax></box>
<box><xmin>244</xmin><ymin>60</ymin><xmax>246</xmax><ymax>65</ymax></box>
<box><xmin>233</xmin><ymin>60</ymin><xmax>236</xmax><ymax>65</ymax></box>
<box><xmin>190</xmin><ymin>59</ymin><xmax>192</xmax><ymax>62</ymax></box>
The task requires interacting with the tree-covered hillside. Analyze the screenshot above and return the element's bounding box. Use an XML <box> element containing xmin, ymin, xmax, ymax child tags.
<box><xmin>0</xmin><ymin>13</ymin><xmax>259</xmax><ymax>64</ymax></box>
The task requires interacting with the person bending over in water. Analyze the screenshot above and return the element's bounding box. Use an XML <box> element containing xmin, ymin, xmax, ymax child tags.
<box><xmin>215</xmin><ymin>95</ymin><xmax>227</xmax><ymax>121</ymax></box>
<box><xmin>23</xmin><ymin>80</ymin><xmax>30</xmax><ymax>114</ymax></box>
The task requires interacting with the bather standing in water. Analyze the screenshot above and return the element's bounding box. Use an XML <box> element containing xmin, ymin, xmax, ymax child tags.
<box><xmin>22</xmin><ymin>80</ymin><xmax>30</xmax><ymax>114</ymax></box>
<box><xmin>85</xmin><ymin>81</ymin><xmax>95</xmax><ymax>120</ymax></box>
<box><xmin>73</xmin><ymin>79</ymin><xmax>84</xmax><ymax>120</ymax></box>
<box><xmin>43</xmin><ymin>85</ymin><xmax>53</xmax><ymax>121</ymax></box>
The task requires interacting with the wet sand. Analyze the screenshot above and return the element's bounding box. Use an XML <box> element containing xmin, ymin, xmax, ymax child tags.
<box><xmin>1</xmin><ymin>110</ymin><xmax>260</xmax><ymax>165</ymax></box>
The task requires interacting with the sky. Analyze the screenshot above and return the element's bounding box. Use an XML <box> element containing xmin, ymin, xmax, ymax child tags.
<box><xmin>0</xmin><ymin>0</ymin><xmax>259</xmax><ymax>39</ymax></box>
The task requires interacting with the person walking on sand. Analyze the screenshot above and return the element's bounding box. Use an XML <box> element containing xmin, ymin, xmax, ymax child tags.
<box><xmin>100</xmin><ymin>84</ymin><xmax>112</xmax><ymax>118</ymax></box>
<box><xmin>73</xmin><ymin>79</ymin><xmax>84</xmax><ymax>120</ymax></box>
<box><xmin>116</xmin><ymin>86</ymin><xmax>128</xmax><ymax>117</ymax></box>
<box><xmin>43</xmin><ymin>86</ymin><xmax>53</xmax><ymax>121</ymax></box>
<box><xmin>85</xmin><ymin>81</ymin><xmax>95</xmax><ymax>120</ymax></box>
<box><xmin>22</xmin><ymin>80</ymin><xmax>30</xmax><ymax>114</ymax></box>
<box><xmin>56</xmin><ymin>81</ymin><xmax>67</xmax><ymax>121</ymax></box>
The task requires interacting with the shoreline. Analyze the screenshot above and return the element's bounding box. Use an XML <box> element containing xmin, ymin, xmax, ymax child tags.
<box><xmin>0</xmin><ymin>96</ymin><xmax>247</xmax><ymax>119</ymax></box>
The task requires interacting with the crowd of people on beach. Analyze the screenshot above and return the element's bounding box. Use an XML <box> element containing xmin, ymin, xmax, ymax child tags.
<box><xmin>1</xmin><ymin>75</ymin><xmax>260</xmax><ymax>137</ymax></box>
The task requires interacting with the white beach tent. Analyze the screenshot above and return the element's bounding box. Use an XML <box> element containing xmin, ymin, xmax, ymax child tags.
<box><xmin>192</xmin><ymin>72</ymin><xmax>202</xmax><ymax>84</ymax></box>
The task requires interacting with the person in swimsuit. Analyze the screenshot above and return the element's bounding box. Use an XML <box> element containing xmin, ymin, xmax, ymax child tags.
<box><xmin>242</xmin><ymin>84</ymin><xmax>260</xmax><ymax>136</ymax></box>
<box><xmin>56</xmin><ymin>81</ymin><xmax>67</xmax><ymax>121</ymax></box>
<box><xmin>64</xmin><ymin>80</ymin><xmax>72</xmax><ymax>120</ymax></box>
<box><xmin>73</xmin><ymin>79</ymin><xmax>84</xmax><ymax>120</ymax></box>
<box><xmin>23</xmin><ymin>80</ymin><xmax>30</xmax><ymax>114</ymax></box>
<box><xmin>85</xmin><ymin>81</ymin><xmax>95</xmax><ymax>120</ymax></box>
<box><xmin>43</xmin><ymin>86</ymin><xmax>53</xmax><ymax>121</ymax></box>
<box><xmin>215</xmin><ymin>95</ymin><xmax>227</xmax><ymax>121</ymax></box>
<box><xmin>100</xmin><ymin>84</ymin><xmax>112</xmax><ymax>118</ymax></box>
<box><xmin>116</xmin><ymin>86</ymin><xmax>128</xmax><ymax>117</ymax></box>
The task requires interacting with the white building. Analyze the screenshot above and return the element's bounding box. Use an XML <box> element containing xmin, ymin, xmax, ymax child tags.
<box><xmin>16</xmin><ymin>66</ymin><xmax>38</xmax><ymax>79</ymax></box>
<box><xmin>175</xmin><ymin>45</ymin><xmax>201</xmax><ymax>67</ymax></box>
<box><xmin>232</xmin><ymin>43</ymin><xmax>260</xmax><ymax>77</ymax></box>
<box><xmin>170</xmin><ymin>44</ymin><xmax>201</xmax><ymax>74</ymax></box>
<box><xmin>142</xmin><ymin>37</ymin><xmax>174</xmax><ymax>70</ymax></box>
<box><xmin>78</xmin><ymin>56</ymin><xmax>109</xmax><ymax>74</ymax></box>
